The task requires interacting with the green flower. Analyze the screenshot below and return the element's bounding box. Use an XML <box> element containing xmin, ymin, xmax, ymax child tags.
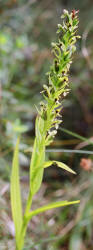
<box><xmin>37</xmin><ymin>9</ymin><xmax>80</xmax><ymax>146</ymax></box>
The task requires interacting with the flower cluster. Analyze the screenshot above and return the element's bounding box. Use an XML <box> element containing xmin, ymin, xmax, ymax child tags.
<box><xmin>37</xmin><ymin>9</ymin><xmax>80</xmax><ymax>146</ymax></box>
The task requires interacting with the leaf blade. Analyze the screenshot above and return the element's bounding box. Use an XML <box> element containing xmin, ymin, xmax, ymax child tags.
<box><xmin>10</xmin><ymin>137</ymin><xmax>23</xmax><ymax>246</ymax></box>
<box><xmin>43</xmin><ymin>160</ymin><xmax>76</xmax><ymax>174</ymax></box>
<box><xmin>26</xmin><ymin>200</ymin><xmax>80</xmax><ymax>219</ymax></box>
<box><xmin>30</xmin><ymin>138</ymin><xmax>45</xmax><ymax>196</ymax></box>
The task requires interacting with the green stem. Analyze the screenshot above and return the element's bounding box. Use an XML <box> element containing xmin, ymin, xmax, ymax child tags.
<box><xmin>25</xmin><ymin>190</ymin><xmax>33</xmax><ymax>215</ymax></box>
<box><xmin>17</xmin><ymin>218</ymin><xmax>29</xmax><ymax>250</ymax></box>
<box><xmin>17</xmin><ymin>191</ymin><xmax>33</xmax><ymax>250</ymax></box>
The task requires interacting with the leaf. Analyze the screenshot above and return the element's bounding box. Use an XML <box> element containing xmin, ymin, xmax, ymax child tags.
<box><xmin>35</xmin><ymin>116</ymin><xmax>45</xmax><ymax>144</ymax></box>
<box><xmin>43</xmin><ymin>161</ymin><xmax>76</xmax><ymax>174</ymax></box>
<box><xmin>30</xmin><ymin>138</ymin><xmax>45</xmax><ymax>196</ymax></box>
<box><xmin>10</xmin><ymin>137</ymin><xmax>23</xmax><ymax>247</ymax></box>
<box><xmin>29</xmin><ymin>116</ymin><xmax>46</xmax><ymax>197</ymax></box>
<box><xmin>26</xmin><ymin>200</ymin><xmax>80</xmax><ymax>220</ymax></box>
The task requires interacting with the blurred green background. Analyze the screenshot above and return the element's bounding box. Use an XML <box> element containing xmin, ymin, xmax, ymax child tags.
<box><xmin>0</xmin><ymin>0</ymin><xmax>93</xmax><ymax>249</ymax></box>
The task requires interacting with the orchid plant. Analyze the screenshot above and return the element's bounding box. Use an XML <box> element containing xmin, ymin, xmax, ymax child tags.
<box><xmin>10</xmin><ymin>9</ymin><xmax>80</xmax><ymax>250</ymax></box>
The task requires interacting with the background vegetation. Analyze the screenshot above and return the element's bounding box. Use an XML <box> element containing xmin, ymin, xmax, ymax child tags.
<box><xmin>0</xmin><ymin>0</ymin><xmax>93</xmax><ymax>249</ymax></box>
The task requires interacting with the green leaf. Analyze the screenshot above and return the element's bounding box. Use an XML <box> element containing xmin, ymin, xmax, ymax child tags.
<box><xmin>10</xmin><ymin>138</ymin><xmax>23</xmax><ymax>247</ymax></box>
<box><xmin>26</xmin><ymin>200</ymin><xmax>80</xmax><ymax>220</ymax></box>
<box><xmin>43</xmin><ymin>161</ymin><xmax>76</xmax><ymax>174</ymax></box>
<box><xmin>30</xmin><ymin>139</ymin><xmax>45</xmax><ymax>196</ymax></box>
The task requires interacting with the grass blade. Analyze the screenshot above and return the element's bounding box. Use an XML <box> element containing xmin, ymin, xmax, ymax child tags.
<box><xmin>60</xmin><ymin>127</ymin><xmax>93</xmax><ymax>145</ymax></box>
